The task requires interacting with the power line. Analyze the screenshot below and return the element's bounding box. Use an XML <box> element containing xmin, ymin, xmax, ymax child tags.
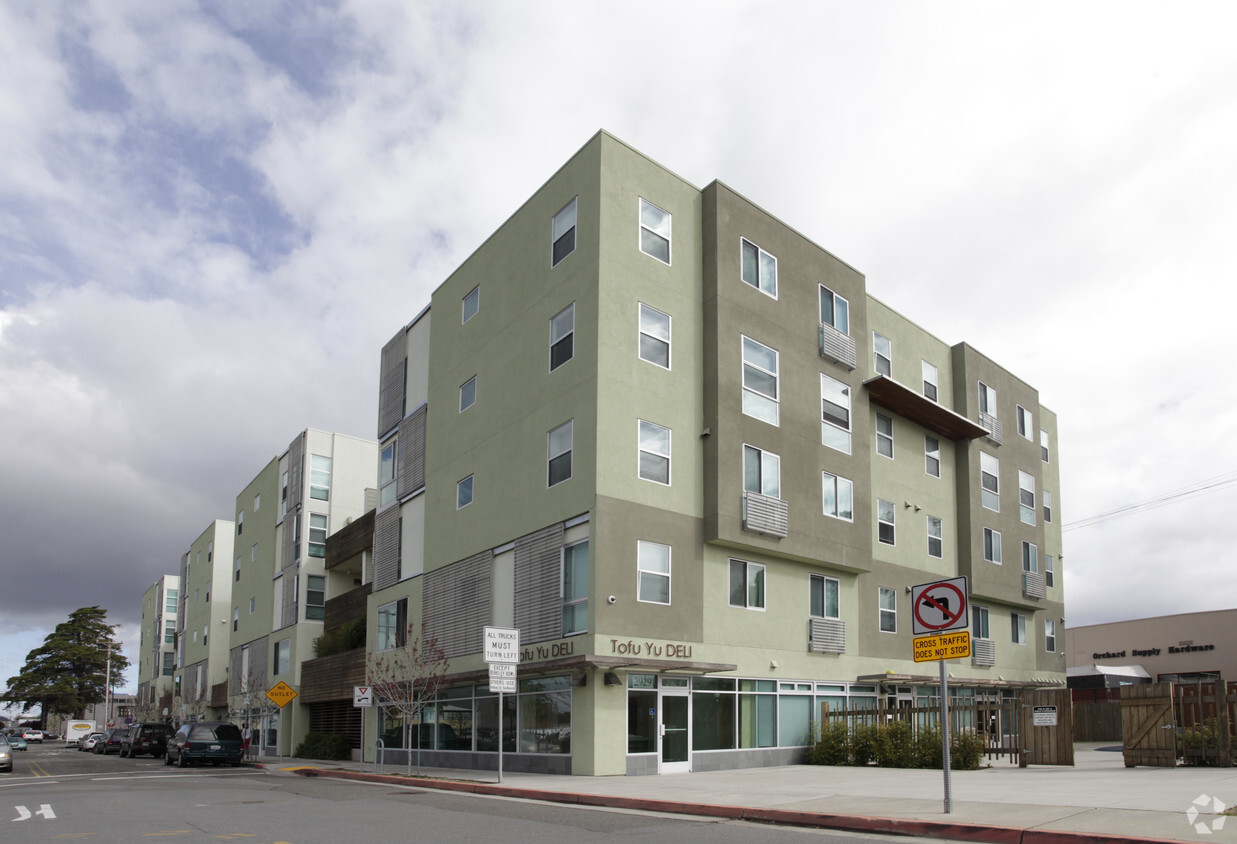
<box><xmin>1063</xmin><ymin>470</ymin><xmax>1237</xmax><ymax>532</ymax></box>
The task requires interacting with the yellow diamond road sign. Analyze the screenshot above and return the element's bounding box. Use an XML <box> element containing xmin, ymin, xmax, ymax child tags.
<box><xmin>266</xmin><ymin>681</ymin><xmax>298</xmax><ymax>708</ymax></box>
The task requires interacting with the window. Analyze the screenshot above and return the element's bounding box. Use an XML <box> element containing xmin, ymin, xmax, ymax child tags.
<box><xmin>376</xmin><ymin>599</ymin><xmax>407</xmax><ymax>651</ymax></box>
<box><xmin>1045</xmin><ymin>618</ymin><xmax>1057</xmax><ymax>652</ymax></box>
<box><xmin>249</xmin><ymin>597</ymin><xmax>255</xmax><ymax>614</ymax></box>
<box><xmin>819</xmin><ymin>285</ymin><xmax>850</xmax><ymax>334</ymax></box>
<box><xmin>878</xmin><ymin>587</ymin><xmax>897</xmax><ymax>633</ymax></box>
<box><xmin>547</xmin><ymin>421</ymin><xmax>573</xmax><ymax>487</ymax></box>
<box><xmin>234</xmin><ymin>556</ymin><xmax>241</xmax><ymax>582</ymax></box>
<box><xmin>275</xmin><ymin>639</ymin><xmax>291</xmax><ymax>674</ymax></box>
<box><xmin>925</xmin><ymin>436</ymin><xmax>941</xmax><ymax>478</ymax></box>
<box><xmin>972</xmin><ymin>606</ymin><xmax>990</xmax><ymax>640</ymax></box>
<box><xmin>743</xmin><ymin>445</ymin><xmax>780</xmax><ymax>498</ymax></box>
<box><xmin>979</xmin><ymin>381</ymin><xmax>997</xmax><ymax>418</ymax></box>
<box><xmin>980</xmin><ymin>452</ymin><xmax>1000</xmax><ymax>511</ymax></box>
<box><xmin>562</xmin><ymin>541</ymin><xmax>589</xmax><ymax>636</ymax></box>
<box><xmin>922</xmin><ymin>361</ymin><xmax>938</xmax><ymax>402</ymax></box>
<box><xmin>873</xmin><ymin>332</ymin><xmax>892</xmax><ymax>377</ymax></box>
<box><xmin>459</xmin><ymin>376</ymin><xmax>476</xmax><ymax>412</ymax></box>
<box><xmin>740</xmin><ymin>237</ymin><xmax>777</xmax><ymax>297</ymax></box>
<box><xmin>280</xmin><ymin>470</ymin><xmax>289</xmax><ymax>516</ymax></box>
<box><xmin>1017</xmin><ymin>405</ymin><xmax>1033</xmax><ymax>439</ymax></box>
<box><xmin>983</xmin><ymin>527</ymin><xmax>1002</xmax><ymax>563</ymax></box>
<box><xmin>729</xmin><ymin>559</ymin><xmax>765</xmax><ymax>610</ymax></box>
<box><xmin>875</xmin><ymin>413</ymin><xmax>893</xmax><ymax>458</ymax></box>
<box><xmin>637</xmin><ymin>540</ymin><xmax>671</xmax><ymax>604</ymax></box>
<box><xmin>741</xmin><ymin>336</ymin><xmax>779</xmax><ymax>425</ymax></box>
<box><xmin>380</xmin><ymin>441</ymin><xmax>396</xmax><ymax>507</ymax></box>
<box><xmin>232</xmin><ymin>607</ymin><xmax>239</xmax><ymax>632</ymax></box>
<box><xmin>457</xmin><ymin>475</ymin><xmax>474</xmax><ymax>509</ymax></box>
<box><xmin>551</xmin><ymin>197</ymin><xmax>576</xmax><ymax>266</ymax></box>
<box><xmin>1044</xmin><ymin>490</ymin><xmax>1053</xmax><ymax>523</ymax></box>
<box><xmin>1019</xmin><ymin>471</ymin><xmax>1036</xmax><ymax>525</ymax></box>
<box><xmin>810</xmin><ymin>574</ymin><xmax>840</xmax><ymax>619</ymax></box>
<box><xmin>164</xmin><ymin>621</ymin><xmax>175</xmax><ymax>644</ymax></box>
<box><xmin>1041</xmin><ymin>430</ymin><xmax>1050</xmax><ymax>463</ymax></box>
<box><xmin>638</xmin><ymin>420</ymin><xmax>671</xmax><ymax>485</ymax></box>
<box><xmin>310</xmin><ymin>454</ymin><xmax>331</xmax><ymax>501</ymax></box>
<box><xmin>639</xmin><ymin>198</ymin><xmax>671</xmax><ymax>263</ymax></box>
<box><xmin>821</xmin><ymin>472</ymin><xmax>854</xmax><ymax>521</ymax></box>
<box><xmin>462</xmin><ymin>285</ymin><xmax>479</xmax><ymax>323</ymax></box>
<box><xmin>237</xmin><ymin>510</ymin><xmax>243</xmax><ymax>535</ymax></box>
<box><xmin>205</xmin><ymin>580</ymin><xmax>210</xmax><ymax>601</ymax></box>
<box><xmin>306</xmin><ymin>576</ymin><xmax>325</xmax><ymax>621</ymax></box>
<box><xmin>162</xmin><ymin>652</ymin><xmax>175</xmax><ymax>677</ymax></box>
<box><xmin>251</xmin><ymin>543</ymin><xmax>258</xmax><ymax>561</ymax></box>
<box><xmin>549</xmin><ymin>303</ymin><xmax>575</xmax><ymax>371</ymax></box>
<box><xmin>927</xmin><ymin>516</ymin><xmax>943</xmax><ymax>558</ymax></box>
<box><xmin>1045</xmin><ymin>554</ymin><xmax>1055</xmax><ymax>588</ymax></box>
<box><xmin>1022</xmin><ymin>541</ymin><xmax>1038</xmax><ymax>573</ymax></box>
<box><xmin>1011</xmin><ymin>613</ymin><xmax>1027</xmax><ymax>645</ymax></box>
<box><xmin>254</xmin><ymin>493</ymin><xmax>260</xmax><ymax>511</ymax></box>
<box><xmin>308</xmin><ymin>513</ymin><xmax>327</xmax><ymax>557</ymax></box>
<box><xmin>638</xmin><ymin>304</ymin><xmax>671</xmax><ymax>368</ymax></box>
<box><xmin>820</xmin><ymin>374</ymin><xmax>852</xmax><ymax>453</ymax></box>
<box><xmin>877</xmin><ymin>499</ymin><xmax>896</xmax><ymax>545</ymax></box>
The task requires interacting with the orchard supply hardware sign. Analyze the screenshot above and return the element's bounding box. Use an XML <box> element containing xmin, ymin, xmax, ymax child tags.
<box><xmin>1092</xmin><ymin>642</ymin><xmax>1217</xmax><ymax>660</ymax></box>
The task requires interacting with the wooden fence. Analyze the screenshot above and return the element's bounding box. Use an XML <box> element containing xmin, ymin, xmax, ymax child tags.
<box><xmin>820</xmin><ymin>697</ymin><xmax>1023</xmax><ymax>764</ymax></box>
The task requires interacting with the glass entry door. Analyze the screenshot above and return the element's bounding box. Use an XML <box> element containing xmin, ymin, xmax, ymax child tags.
<box><xmin>659</xmin><ymin>690</ymin><xmax>690</xmax><ymax>773</ymax></box>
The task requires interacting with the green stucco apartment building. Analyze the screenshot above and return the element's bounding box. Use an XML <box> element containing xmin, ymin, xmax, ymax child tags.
<box><xmin>367</xmin><ymin>131</ymin><xmax>1065</xmax><ymax>776</ymax></box>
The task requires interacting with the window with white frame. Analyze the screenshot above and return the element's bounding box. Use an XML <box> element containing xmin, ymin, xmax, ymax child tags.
<box><xmin>810</xmin><ymin>574</ymin><xmax>840</xmax><ymax>619</ymax></box>
<box><xmin>308</xmin><ymin>513</ymin><xmax>327</xmax><ymax>557</ymax></box>
<box><xmin>380</xmin><ymin>441</ymin><xmax>396</xmax><ymax>507</ymax></box>
<box><xmin>876</xmin><ymin>413</ymin><xmax>893</xmax><ymax>458</ymax></box>
<box><xmin>637</xmin><ymin>540</ymin><xmax>671</xmax><ymax>605</ymax></box>
<box><xmin>251</xmin><ymin>543</ymin><xmax>257</xmax><ymax>561</ymax></box>
<box><xmin>1045</xmin><ymin>618</ymin><xmax>1056</xmax><ymax>652</ymax></box>
<box><xmin>821</xmin><ymin>472</ymin><xmax>853</xmax><ymax>521</ymax></box>
<box><xmin>638</xmin><ymin>420</ymin><xmax>671</xmax><ymax>485</ymax></box>
<box><xmin>743</xmin><ymin>445</ymin><xmax>780</xmax><ymax>498</ymax></box>
<box><xmin>306</xmin><ymin>575</ymin><xmax>325</xmax><ymax>620</ymax></box>
<box><xmin>922</xmin><ymin>361</ymin><xmax>938</xmax><ymax>402</ymax></box>
<box><xmin>741</xmin><ymin>336</ymin><xmax>779</xmax><ymax>425</ymax></box>
<box><xmin>639</xmin><ymin>198</ymin><xmax>671</xmax><ymax>263</ymax></box>
<box><xmin>878</xmin><ymin>587</ymin><xmax>897</xmax><ymax>633</ymax></box>
<box><xmin>462</xmin><ymin>285</ymin><xmax>480</xmax><ymax>323</ymax></box>
<box><xmin>972</xmin><ymin>605</ymin><xmax>990</xmax><ymax>640</ymax></box>
<box><xmin>249</xmin><ymin>596</ymin><xmax>255</xmax><ymax>614</ymax></box>
<box><xmin>552</xmin><ymin>197</ymin><xmax>577</xmax><ymax>267</ymax></box>
<box><xmin>1041</xmin><ymin>430</ymin><xmax>1050</xmax><ymax>463</ymax></box>
<box><xmin>237</xmin><ymin>510</ymin><xmax>243</xmax><ymax>535</ymax></box>
<box><xmin>729</xmin><ymin>559</ymin><xmax>765</xmax><ymax>610</ymax></box>
<box><xmin>873</xmin><ymin>332</ymin><xmax>892</xmax><ymax>377</ymax></box>
<box><xmin>925</xmin><ymin>436</ymin><xmax>941</xmax><ymax>478</ymax></box>
<box><xmin>460</xmin><ymin>376</ymin><xmax>477</xmax><ymax>412</ymax></box>
<box><xmin>1019</xmin><ymin>470</ymin><xmax>1036</xmax><ymax>525</ymax></box>
<box><xmin>740</xmin><ymin>237</ymin><xmax>777</xmax><ymax>297</ymax></box>
<box><xmin>457</xmin><ymin>475</ymin><xmax>474</xmax><ymax>509</ymax></box>
<box><xmin>234</xmin><ymin>555</ymin><xmax>241</xmax><ymax>582</ymax></box>
<box><xmin>1045</xmin><ymin>554</ymin><xmax>1055</xmax><ymax>588</ymax></box>
<box><xmin>309</xmin><ymin>454</ymin><xmax>332</xmax><ymax>501</ymax></box>
<box><xmin>979</xmin><ymin>381</ymin><xmax>997</xmax><ymax>418</ymax></box>
<box><xmin>1022</xmin><ymin>540</ymin><xmax>1038</xmax><ymax>573</ymax></box>
<box><xmin>562</xmin><ymin>541</ymin><xmax>589</xmax><ymax>636</ymax></box>
<box><xmin>1011</xmin><ymin>612</ymin><xmax>1027</xmax><ymax>645</ymax></box>
<box><xmin>547</xmin><ymin>421</ymin><xmax>573</xmax><ymax>487</ymax></box>
<box><xmin>275</xmin><ymin>638</ymin><xmax>291</xmax><ymax>674</ymax></box>
<box><xmin>549</xmin><ymin>302</ymin><xmax>575</xmax><ymax>372</ymax></box>
<box><xmin>254</xmin><ymin>493</ymin><xmax>260</xmax><ymax>511</ymax></box>
<box><xmin>819</xmin><ymin>285</ymin><xmax>849</xmax><ymax>334</ymax></box>
<box><xmin>1017</xmin><ymin>405</ymin><xmax>1033</xmax><ymax>439</ymax></box>
<box><xmin>821</xmin><ymin>374</ymin><xmax>852</xmax><ymax>453</ymax></box>
<box><xmin>877</xmin><ymin>499</ymin><xmax>896</xmax><ymax>545</ymax></box>
<box><xmin>638</xmin><ymin>303</ymin><xmax>671</xmax><ymax>368</ymax></box>
<box><xmin>1044</xmin><ymin>490</ymin><xmax>1053</xmax><ymax>523</ymax></box>
<box><xmin>927</xmin><ymin>516</ymin><xmax>943</xmax><ymax>558</ymax></box>
<box><xmin>981</xmin><ymin>451</ymin><xmax>1000</xmax><ymax>511</ymax></box>
<box><xmin>983</xmin><ymin>527</ymin><xmax>1002</xmax><ymax>563</ymax></box>
<box><xmin>232</xmin><ymin>607</ymin><xmax>239</xmax><ymax>632</ymax></box>
<box><xmin>281</xmin><ymin>470</ymin><xmax>289</xmax><ymax>516</ymax></box>
<box><xmin>376</xmin><ymin>599</ymin><xmax>407</xmax><ymax>651</ymax></box>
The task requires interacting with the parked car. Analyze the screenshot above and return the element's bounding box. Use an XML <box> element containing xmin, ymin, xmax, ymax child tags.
<box><xmin>165</xmin><ymin>722</ymin><xmax>244</xmax><ymax>767</ymax></box>
<box><xmin>22</xmin><ymin>729</ymin><xmax>44</xmax><ymax>743</ymax></box>
<box><xmin>94</xmin><ymin>728</ymin><xmax>127</xmax><ymax>754</ymax></box>
<box><xmin>80</xmin><ymin>732</ymin><xmax>105</xmax><ymax>752</ymax></box>
<box><xmin>6</xmin><ymin>734</ymin><xmax>27</xmax><ymax>751</ymax></box>
<box><xmin>0</xmin><ymin>735</ymin><xmax>12</xmax><ymax>773</ymax></box>
<box><xmin>120</xmin><ymin>723</ymin><xmax>172</xmax><ymax>758</ymax></box>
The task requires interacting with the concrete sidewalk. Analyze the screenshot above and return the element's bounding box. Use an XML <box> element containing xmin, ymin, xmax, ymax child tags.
<box><xmin>257</xmin><ymin>743</ymin><xmax>1237</xmax><ymax>843</ymax></box>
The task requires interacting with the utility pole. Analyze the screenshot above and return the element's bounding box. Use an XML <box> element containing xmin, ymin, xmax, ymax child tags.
<box><xmin>104</xmin><ymin>641</ymin><xmax>112</xmax><ymax>727</ymax></box>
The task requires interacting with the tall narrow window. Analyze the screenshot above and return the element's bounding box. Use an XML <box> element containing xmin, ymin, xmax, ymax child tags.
<box><xmin>637</xmin><ymin>540</ymin><xmax>671</xmax><ymax>605</ymax></box>
<box><xmin>234</xmin><ymin>555</ymin><xmax>241</xmax><ymax>582</ymax></box>
<box><xmin>306</xmin><ymin>576</ymin><xmax>325</xmax><ymax>620</ymax></box>
<box><xmin>740</xmin><ymin>238</ymin><xmax>777</xmax><ymax>297</ymax></box>
<box><xmin>1011</xmin><ymin>613</ymin><xmax>1027</xmax><ymax>645</ymax></box>
<box><xmin>459</xmin><ymin>376</ymin><xmax>477</xmax><ymax>412</ymax></box>
<box><xmin>927</xmin><ymin>516</ymin><xmax>943</xmax><ymax>558</ymax></box>
<box><xmin>1044</xmin><ymin>490</ymin><xmax>1053</xmax><ymax>523</ymax></box>
<box><xmin>1041</xmin><ymin>430</ymin><xmax>1050</xmax><ymax>463</ymax></box>
<box><xmin>549</xmin><ymin>303</ymin><xmax>575</xmax><ymax>372</ymax></box>
<box><xmin>310</xmin><ymin>455</ymin><xmax>331</xmax><ymax>501</ymax></box>
<box><xmin>878</xmin><ymin>587</ymin><xmax>897</xmax><ymax>633</ymax></box>
<box><xmin>638</xmin><ymin>420</ymin><xmax>671</xmax><ymax>485</ymax></box>
<box><xmin>639</xmin><ymin>199</ymin><xmax>671</xmax><ymax>263</ymax></box>
<box><xmin>925</xmin><ymin>436</ymin><xmax>941</xmax><ymax>478</ymax></box>
<box><xmin>1017</xmin><ymin>405</ymin><xmax>1033</xmax><ymax>439</ymax></box>
<box><xmin>1022</xmin><ymin>541</ymin><xmax>1038</xmax><ymax>573</ymax></box>
<box><xmin>873</xmin><ymin>332</ymin><xmax>892</xmax><ymax>377</ymax></box>
<box><xmin>462</xmin><ymin>285</ymin><xmax>480</xmax><ymax>323</ymax></box>
<box><xmin>922</xmin><ymin>361</ymin><xmax>938</xmax><ymax>402</ymax></box>
<box><xmin>810</xmin><ymin>575</ymin><xmax>840</xmax><ymax>619</ymax></box>
<box><xmin>983</xmin><ymin>527</ymin><xmax>1002</xmax><ymax>563</ymax></box>
<box><xmin>280</xmin><ymin>470</ymin><xmax>289</xmax><ymax>516</ymax></box>
<box><xmin>457</xmin><ymin>475</ymin><xmax>474</xmax><ymax>509</ymax></box>
<box><xmin>638</xmin><ymin>304</ymin><xmax>671</xmax><ymax>368</ymax></box>
<box><xmin>308</xmin><ymin>513</ymin><xmax>327</xmax><ymax>557</ymax></box>
<box><xmin>741</xmin><ymin>336</ymin><xmax>779</xmax><ymax>425</ymax></box>
<box><xmin>979</xmin><ymin>381</ymin><xmax>998</xmax><ymax>418</ymax></box>
<box><xmin>743</xmin><ymin>445</ymin><xmax>780</xmax><ymax>498</ymax></box>
<box><xmin>821</xmin><ymin>374</ymin><xmax>852</xmax><ymax>453</ymax></box>
<box><xmin>875</xmin><ymin>413</ymin><xmax>894</xmax><ymax>458</ymax></box>
<box><xmin>552</xmin><ymin>197</ymin><xmax>577</xmax><ymax>266</ymax></box>
<box><xmin>1019</xmin><ymin>471</ymin><xmax>1036</xmax><ymax>525</ymax></box>
<box><xmin>972</xmin><ymin>606</ymin><xmax>990</xmax><ymax>640</ymax></box>
<box><xmin>376</xmin><ymin>599</ymin><xmax>408</xmax><ymax>651</ymax></box>
<box><xmin>729</xmin><ymin>559</ymin><xmax>766</xmax><ymax>610</ymax></box>
<box><xmin>980</xmin><ymin>452</ymin><xmax>1000</xmax><ymax>511</ymax></box>
<box><xmin>821</xmin><ymin>472</ymin><xmax>854</xmax><ymax>521</ymax></box>
<box><xmin>1045</xmin><ymin>554</ymin><xmax>1055</xmax><ymax>588</ymax></box>
<box><xmin>237</xmin><ymin>510</ymin><xmax>244</xmax><ymax>535</ymax></box>
<box><xmin>562</xmin><ymin>541</ymin><xmax>589</xmax><ymax>636</ymax></box>
<box><xmin>275</xmin><ymin>639</ymin><xmax>291</xmax><ymax>674</ymax></box>
<box><xmin>819</xmin><ymin>285</ymin><xmax>850</xmax><ymax>334</ymax></box>
<box><xmin>232</xmin><ymin>607</ymin><xmax>239</xmax><ymax>632</ymax></box>
<box><xmin>547</xmin><ymin>421</ymin><xmax>573</xmax><ymax>487</ymax></box>
<box><xmin>1045</xmin><ymin>618</ymin><xmax>1057</xmax><ymax>652</ymax></box>
<box><xmin>877</xmin><ymin>499</ymin><xmax>896</xmax><ymax>545</ymax></box>
<box><xmin>380</xmin><ymin>441</ymin><xmax>397</xmax><ymax>507</ymax></box>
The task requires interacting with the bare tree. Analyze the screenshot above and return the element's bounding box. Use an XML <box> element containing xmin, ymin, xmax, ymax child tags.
<box><xmin>366</xmin><ymin>623</ymin><xmax>450</xmax><ymax>775</ymax></box>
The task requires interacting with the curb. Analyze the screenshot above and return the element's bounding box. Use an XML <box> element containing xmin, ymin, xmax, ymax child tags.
<box><xmin>287</xmin><ymin>767</ymin><xmax>1175</xmax><ymax>844</ymax></box>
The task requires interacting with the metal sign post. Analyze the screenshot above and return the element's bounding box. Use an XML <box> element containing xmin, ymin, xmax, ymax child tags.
<box><xmin>484</xmin><ymin>627</ymin><xmax>519</xmax><ymax>784</ymax></box>
<box><xmin>910</xmin><ymin>576</ymin><xmax>968</xmax><ymax>815</ymax></box>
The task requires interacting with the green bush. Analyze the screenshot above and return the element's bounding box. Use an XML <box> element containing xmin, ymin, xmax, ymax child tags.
<box><xmin>849</xmin><ymin>724</ymin><xmax>879</xmax><ymax>766</ymax></box>
<box><xmin>951</xmin><ymin>730</ymin><xmax>986</xmax><ymax>770</ymax></box>
<box><xmin>312</xmin><ymin>618</ymin><xmax>366</xmax><ymax>658</ymax></box>
<box><xmin>874</xmin><ymin>720</ymin><xmax>916</xmax><ymax>768</ymax></box>
<box><xmin>293</xmin><ymin>732</ymin><xmax>352</xmax><ymax>760</ymax></box>
<box><xmin>808</xmin><ymin>721</ymin><xmax>851</xmax><ymax>766</ymax></box>
<box><xmin>914</xmin><ymin>727</ymin><xmax>944</xmax><ymax>769</ymax></box>
<box><xmin>1181</xmin><ymin>718</ymin><xmax>1220</xmax><ymax>767</ymax></box>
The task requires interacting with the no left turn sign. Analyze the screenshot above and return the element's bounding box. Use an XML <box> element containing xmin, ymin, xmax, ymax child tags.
<box><xmin>911</xmin><ymin>576</ymin><xmax>969</xmax><ymax>636</ymax></box>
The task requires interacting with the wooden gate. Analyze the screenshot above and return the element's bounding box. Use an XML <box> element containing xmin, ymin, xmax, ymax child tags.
<box><xmin>1020</xmin><ymin>688</ymin><xmax>1074</xmax><ymax>765</ymax></box>
<box><xmin>1121</xmin><ymin>682</ymin><xmax>1176</xmax><ymax>767</ymax></box>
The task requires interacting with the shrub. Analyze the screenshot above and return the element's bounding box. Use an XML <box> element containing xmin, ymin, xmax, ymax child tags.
<box><xmin>807</xmin><ymin>721</ymin><xmax>851</xmax><ymax>766</ymax></box>
<box><xmin>313</xmin><ymin>618</ymin><xmax>366</xmax><ymax>658</ymax></box>
<box><xmin>951</xmin><ymin>730</ymin><xmax>986</xmax><ymax>770</ymax></box>
<box><xmin>914</xmin><ymin>727</ymin><xmax>944</xmax><ymax>769</ymax></box>
<box><xmin>1181</xmin><ymin>718</ymin><xmax>1220</xmax><ymax>767</ymax></box>
<box><xmin>849</xmin><ymin>724</ymin><xmax>879</xmax><ymax>766</ymax></box>
<box><xmin>874</xmin><ymin>720</ymin><xmax>916</xmax><ymax>768</ymax></box>
<box><xmin>293</xmin><ymin>732</ymin><xmax>352</xmax><ymax>761</ymax></box>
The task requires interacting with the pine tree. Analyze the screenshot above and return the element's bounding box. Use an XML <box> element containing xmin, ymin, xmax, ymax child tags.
<box><xmin>3</xmin><ymin>607</ymin><xmax>129</xmax><ymax>722</ymax></box>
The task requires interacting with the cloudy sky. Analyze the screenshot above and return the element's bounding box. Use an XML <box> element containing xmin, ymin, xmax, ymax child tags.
<box><xmin>2</xmin><ymin>1</ymin><xmax>1235</xmax><ymax>696</ymax></box>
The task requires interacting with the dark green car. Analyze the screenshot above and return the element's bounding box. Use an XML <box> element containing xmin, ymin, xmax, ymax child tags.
<box><xmin>165</xmin><ymin>722</ymin><xmax>244</xmax><ymax>767</ymax></box>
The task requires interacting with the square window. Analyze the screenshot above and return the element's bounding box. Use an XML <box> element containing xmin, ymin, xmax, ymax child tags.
<box><xmin>922</xmin><ymin>361</ymin><xmax>938</xmax><ymax>402</ymax></box>
<box><xmin>821</xmin><ymin>472</ymin><xmax>853</xmax><ymax>521</ymax></box>
<box><xmin>743</xmin><ymin>445</ymin><xmax>780</xmax><ymax>498</ymax></box>
<box><xmin>462</xmin><ymin>286</ymin><xmax>479</xmax><ymax>323</ymax></box>
<box><xmin>925</xmin><ymin>436</ymin><xmax>941</xmax><ymax>478</ymax></box>
<box><xmin>549</xmin><ymin>303</ymin><xmax>575</xmax><ymax>372</ymax></box>
<box><xmin>972</xmin><ymin>606</ymin><xmax>990</xmax><ymax>640</ymax></box>
<box><xmin>927</xmin><ymin>515</ymin><xmax>943</xmax><ymax>558</ymax></box>
<box><xmin>310</xmin><ymin>454</ymin><xmax>331</xmax><ymax>501</ymax></box>
<box><xmin>547</xmin><ymin>420</ymin><xmax>573</xmax><ymax>487</ymax></box>
<box><xmin>741</xmin><ymin>336</ymin><xmax>779</xmax><ymax>425</ymax></box>
<box><xmin>460</xmin><ymin>376</ymin><xmax>477</xmax><ymax>412</ymax></box>
<box><xmin>873</xmin><ymin>332</ymin><xmax>892</xmax><ymax>377</ymax></box>
<box><xmin>980</xmin><ymin>452</ymin><xmax>1000</xmax><ymax>511</ymax></box>
<box><xmin>638</xmin><ymin>420</ymin><xmax>671</xmax><ymax>485</ymax></box>
<box><xmin>308</xmin><ymin>513</ymin><xmax>327</xmax><ymax>558</ymax></box>
<box><xmin>1011</xmin><ymin>613</ymin><xmax>1027</xmax><ymax>645</ymax></box>
<box><xmin>552</xmin><ymin>197</ymin><xmax>577</xmax><ymax>267</ymax></box>
<box><xmin>983</xmin><ymin>527</ymin><xmax>1002</xmax><ymax>564</ymax></box>
<box><xmin>877</xmin><ymin>499</ymin><xmax>896</xmax><ymax>546</ymax></box>
<box><xmin>638</xmin><ymin>303</ymin><xmax>671</xmax><ymax>369</ymax></box>
<box><xmin>819</xmin><ymin>286</ymin><xmax>849</xmax><ymax>335</ymax></box>
<box><xmin>740</xmin><ymin>238</ymin><xmax>777</xmax><ymax>297</ymax></box>
<box><xmin>637</xmin><ymin>540</ymin><xmax>671</xmax><ymax>605</ymax></box>
<box><xmin>1019</xmin><ymin>471</ymin><xmax>1036</xmax><ymax>525</ymax></box>
<box><xmin>876</xmin><ymin>413</ymin><xmax>894</xmax><ymax>458</ymax></box>
<box><xmin>820</xmin><ymin>374</ymin><xmax>852</xmax><ymax>454</ymax></box>
<box><xmin>639</xmin><ymin>199</ymin><xmax>671</xmax><ymax>263</ymax></box>
<box><xmin>457</xmin><ymin>475</ymin><xmax>474</xmax><ymax>509</ymax></box>
<box><xmin>810</xmin><ymin>574</ymin><xmax>839</xmax><ymax>619</ymax></box>
<box><xmin>729</xmin><ymin>559</ymin><xmax>765</xmax><ymax>610</ymax></box>
<box><xmin>562</xmin><ymin>541</ymin><xmax>589</xmax><ymax>636</ymax></box>
<box><xmin>878</xmin><ymin>587</ymin><xmax>897</xmax><ymax>633</ymax></box>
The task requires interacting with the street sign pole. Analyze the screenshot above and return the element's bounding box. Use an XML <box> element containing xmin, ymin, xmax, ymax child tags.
<box><xmin>910</xmin><ymin>576</ymin><xmax>968</xmax><ymax>816</ymax></box>
<box><xmin>484</xmin><ymin>627</ymin><xmax>520</xmax><ymax>785</ymax></box>
<box><xmin>940</xmin><ymin>659</ymin><xmax>952</xmax><ymax>814</ymax></box>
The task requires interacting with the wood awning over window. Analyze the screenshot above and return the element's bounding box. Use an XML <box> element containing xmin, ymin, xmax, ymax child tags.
<box><xmin>863</xmin><ymin>375</ymin><xmax>988</xmax><ymax>441</ymax></box>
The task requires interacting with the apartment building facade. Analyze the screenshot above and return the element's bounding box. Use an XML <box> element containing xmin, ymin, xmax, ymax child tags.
<box><xmin>136</xmin><ymin>574</ymin><xmax>180</xmax><ymax>719</ymax></box>
<box><xmin>171</xmin><ymin>519</ymin><xmax>235</xmax><ymax>723</ymax></box>
<box><xmin>366</xmin><ymin>131</ymin><xmax>1065</xmax><ymax>776</ymax></box>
